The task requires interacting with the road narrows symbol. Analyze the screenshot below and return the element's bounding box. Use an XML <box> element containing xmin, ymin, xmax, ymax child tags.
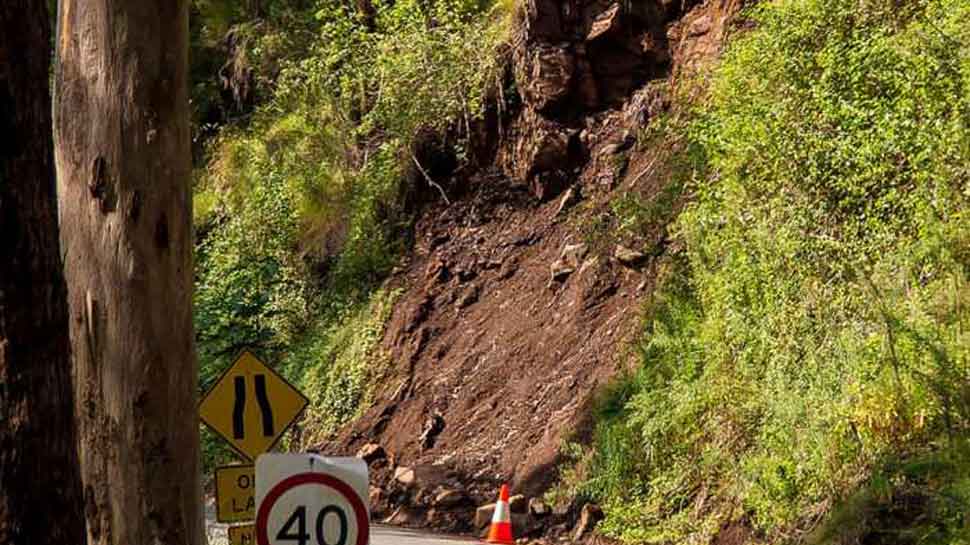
<box><xmin>231</xmin><ymin>374</ymin><xmax>277</xmax><ymax>440</ymax></box>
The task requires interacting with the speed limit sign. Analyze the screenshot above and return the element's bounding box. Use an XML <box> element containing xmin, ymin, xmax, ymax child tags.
<box><xmin>256</xmin><ymin>454</ymin><xmax>370</xmax><ymax>545</ymax></box>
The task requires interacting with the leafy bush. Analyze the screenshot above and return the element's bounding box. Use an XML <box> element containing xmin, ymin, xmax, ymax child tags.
<box><xmin>581</xmin><ymin>0</ymin><xmax>970</xmax><ymax>542</ymax></box>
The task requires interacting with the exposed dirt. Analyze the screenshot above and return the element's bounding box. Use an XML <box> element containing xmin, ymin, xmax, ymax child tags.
<box><xmin>314</xmin><ymin>0</ymin><xmax>745</xmax><ymax>541</ymax></box>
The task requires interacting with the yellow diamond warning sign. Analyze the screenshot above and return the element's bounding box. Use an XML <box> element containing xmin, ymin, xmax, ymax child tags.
<box><xmin>200</xmin><ymin>351</ymin><xmax>308</xmax><ymax>461</ymax></box>
<box><xmin>215</xmin><ymin>465</ymin><xmax>255</xmax><ymax>523</ymax></box>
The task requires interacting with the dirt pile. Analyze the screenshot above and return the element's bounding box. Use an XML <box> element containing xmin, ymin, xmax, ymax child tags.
<box><xmin>314</xmin><ymin>0</ymin><xmax>743</xmax><ymax>539</ymax></box>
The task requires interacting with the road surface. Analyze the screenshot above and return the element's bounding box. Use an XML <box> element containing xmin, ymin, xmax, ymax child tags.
<box><xmin>370</xmin><ymin>525</ymin><xmax>476</xmax><ymax>544</ymax></box>
<box><xmin>207</xmin><ymin>517</ymin><xmax>474</xmax><ymax>545</ymax></box>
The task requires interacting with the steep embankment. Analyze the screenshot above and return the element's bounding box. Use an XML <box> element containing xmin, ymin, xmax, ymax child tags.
<box><xmin>319</xmin><ymin>0</ymin><xmax>742</xmax><ymax>534</ymax></box>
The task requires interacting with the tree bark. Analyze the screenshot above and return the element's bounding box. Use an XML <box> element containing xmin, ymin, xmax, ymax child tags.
<box><xmin>54</xmin><ymin>2</ymin><xmax>202</xmax><ymax>544</ymax></box>
<box><xmin>0</xmin><ymin>1</ymin><xmax>87</xmax><ymax>544</ymax></box>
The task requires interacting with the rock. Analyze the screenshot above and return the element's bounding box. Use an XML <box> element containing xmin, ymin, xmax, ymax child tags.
<box><xmin>516</xmin><ymin>42</ymin><xmax>575</xmax><ymax>113</ymax></box>
<box><xmin>529</xmin><ymin>497</ymin><xmax>550</xmax><ymax>517</ymax></box>
<box><xmin>511</xmin><ymin>512</ymin><xmax>534</xmax><ymax>536</ymax></box>
<box><xmin>418</xmin><ymin>412</ymin><xmax>445</xmax><ymax>450</ymax></box>
<box><xmin>394</xmin><ymin>466</ymin><xmax>416</xmax><ymax>487</ymax></box>
<box><xmin>433</xmin><ymin>488</ymin><xmax>469</xmax><ymax>508</ymax></box>
<box><xmin>456</xmin><ymin>285</ymin><xmax>480</xmax><ymax>309</ymax></box>
<box><xmin>587</xmin><ymin>3</ymin><xmax>621</xmax><ymax>41</ymax></box>
<box><xmin>551</xmin><ymin>242</ymin><xmax>589</xmax><ymax>283</ymax></box>
<box><xmin>457</xmin><ymin>268</ymin><xmax>478</xmax><ymax>282</ymax></box>
<box><xmin>509</xmin><ymin>494</ymin><xmax>528</xmax><ymax>514</ymax></box>
<box><xmin>368</xmin><ymin>486</ymin><xmax>384</xmax><ymax>507</ymax></box>
<box><xmin>383</xmin><ymin>505</ymin><xmax>423</xmax><ymax>526</ymax></box>
<box><xmin>562</xmin><ymin>243</ymin><xmax>589</xmax><ymax>268</ymax></box>
<box><xmin>615</xmin><ymin>244</ymin><xmax>647</xmax><ymax>266</ymax></box>
<box><xmin>355</xmin><ymin>443</ymin><xmax>385</xmax><ymax>464</ymax></box>
<box><xmin>475</xmin><ymin>503</ymin><xmax>496</xmax><ymax>528</ymax></box>
<box><xmin>573</xmin><ymin>503</ymin><xmax>604</xmax><ymax>541</ymax></box>
<box><xmin>555</xmin><ymin>187</ymin><xmax>579</xmax><ymax>216</ymax></box>
<box><xmin>500</xmin><ymin>109</ymin><xmax>575</xmax><ymax>201</ymax></box>
<box><xmin>550</xmin><ymin>259</ymin><xmax>575</xmax><ymax>282</ymax></box>
<box><xmin>425</xmin><ymin>258</ymin><xmax>449</xmax><ymax>284</ymax></box>
<box><xmin>498</xmin><ymin>259</ymin><xmax>518</xmax><ymax>280</ymax></box>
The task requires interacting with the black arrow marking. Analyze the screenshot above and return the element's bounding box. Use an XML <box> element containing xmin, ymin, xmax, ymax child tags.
<box><xmin>233</xmin><ymin>376</ymin><xmax>246</xmax><ymax>439</ymax></box>
<box><xmin>254</xmin><ymin>374</ymin><xmax>274</xmax><ymax>437</ymax></box>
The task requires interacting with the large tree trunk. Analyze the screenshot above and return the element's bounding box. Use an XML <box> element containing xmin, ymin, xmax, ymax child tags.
<box><xmin>54</xmin><ymin>2</ymin><xmax>202</xmax><ymax>544</ymax></box>
<box><xmin>0</xmin><ymin>2</ymin><xmax>88</xmax><ymax>544</ymax></box>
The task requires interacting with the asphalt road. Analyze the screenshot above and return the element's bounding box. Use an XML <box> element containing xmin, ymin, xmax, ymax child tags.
<box><xmin>206</xmin><ymin>513</ymin><xmax>474</xmax><ymax>545</ymax></box>
<box><xmin>370</xmin><ymin>525</ymin><xmax>476</xmax><ymax>545</ymax></box>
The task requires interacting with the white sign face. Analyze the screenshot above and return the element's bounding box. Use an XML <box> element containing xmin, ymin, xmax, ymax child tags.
<box><xmin>255</xmin><ymin>454</ymin><xmax>370</xmax><ymax>545</ymax></box>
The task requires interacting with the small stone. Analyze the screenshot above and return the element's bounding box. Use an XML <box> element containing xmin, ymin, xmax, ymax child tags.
<box><xmin>394</xmin><ymin>466</ymin><xmax>416</xmax><ymax>487</ymax></box>
<box><xmin>418</xmin><ymin>413</ymin><xmax>445</xmax><ymax>450</ymax></box>
<box><xmin>615</xmin><ymin>244</ymin><xmax>647</xmax><ymax>266</ymax></box>
<box><xmin>355</xmin><ymin>443</ymin><xmax>385</xmax><ymax>464</ymax></box>
<box><xmin>561</xmin><ymin>243</ymin><xmax>589</xmax><ymax>268</ymax></box>
<box><xmin>555</xmin><ymin>187</ymin><xmax>579</xmax><ymax>216</ymax></box>
<box><xmin>550</xmin><ymin>260</ymin><xmax>575</xmax><ymax>282</ymax></box>
<box><xmin>528</xmin><ymin>497</ymin><xmax>550</xmax><ymax>517</ymax></box>
<box><xmin>368</xmin><ymin>486</ymin><xmax>383</xmax><ymax>506</ymax></box>
<box><xmin>456</xmin><ymin>285</ymin><xmax>480</xmax><ymax>309</ymax></box>
<box><xmin>573</xmin><ymin>503</ymin><xmax>604</xmax><ymax>541</ymax></box>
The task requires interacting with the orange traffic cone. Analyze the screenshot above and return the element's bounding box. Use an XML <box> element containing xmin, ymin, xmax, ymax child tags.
<box><xmin>486</xmin><ymin>484</ymin><xmax>515</xmax><ymax>544</ymax></box>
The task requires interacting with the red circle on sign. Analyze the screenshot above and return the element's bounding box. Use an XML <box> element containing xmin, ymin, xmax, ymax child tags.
<box><xmin>256</xmin><ymin>472</ymin><xmax>370</xmax><ymax>545</ymax></box>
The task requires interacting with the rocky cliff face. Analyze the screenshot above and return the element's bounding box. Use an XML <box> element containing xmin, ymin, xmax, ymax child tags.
<box><xmin>318</xmin><ymin>0</ymin><xmax>743</xmax><ymax>538</ymax></box>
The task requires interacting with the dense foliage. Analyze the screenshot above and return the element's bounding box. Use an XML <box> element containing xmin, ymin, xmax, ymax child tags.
<box><xmin>192</xmin><ymin>0</ymin><xmax>510</xmax><ymax>468</ymax></box>
<box><xmin>576</xmin><ymin>0</ymin><xmax>970</xmax><ymax>542</ymax></box>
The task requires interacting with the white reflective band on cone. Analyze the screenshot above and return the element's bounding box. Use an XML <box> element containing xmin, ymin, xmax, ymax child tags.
<box><xmin>492</xmin><ymin>501</ymin><xmax>510</xmax><ymax>523</ymax></box>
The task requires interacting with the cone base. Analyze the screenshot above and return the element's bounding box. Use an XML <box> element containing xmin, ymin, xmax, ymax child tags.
<box><xmin>486</xmin><ymin>522</ymin><xmax>515</xmax><ymax>545</ymax></box>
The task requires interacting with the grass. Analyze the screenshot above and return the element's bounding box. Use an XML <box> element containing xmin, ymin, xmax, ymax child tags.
<box><xmin>568</xmin><ymin>0</ymin><xmax>970</xmax><ymax>542</ymax></box>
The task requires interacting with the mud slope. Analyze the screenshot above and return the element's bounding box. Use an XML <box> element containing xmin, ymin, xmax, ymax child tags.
<box><xmin>319</xmin><ymin>0</ymin><xmax>742</xmax><ymax>528</ymax></box>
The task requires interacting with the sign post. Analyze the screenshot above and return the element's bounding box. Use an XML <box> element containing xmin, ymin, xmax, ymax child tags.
<box><xmin>255</xmin><ymin>454</ymin><xmax>370</xmax><ymax>545</ymax></box>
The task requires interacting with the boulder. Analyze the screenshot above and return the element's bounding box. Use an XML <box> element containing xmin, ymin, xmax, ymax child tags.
<box><xmin>433</xmin><ymin>488</ymin><xmax>469</xmax><ymax>508</ymax></box>
<box><xmin>586</xmin><ymin>3</ymin><xmax>622</xmax><ymax>41</ymax></box>
<box><xmin>509</xmin><ymin>494</ymin><xmax>528</xmax><ymax>514</ymax></box>
<box><xmin>573</xmin><ymin>503</ymin><xmax>605</xmax><ymax>541</ymax></box>
<box><xmin>516</xmin><ymin>42</ymin><xmax>575</xmax><ymax>113</ymax></box>
<box><xmin>500</xmin><ymin>109</ymin><xmax>575</xmax><ymax>201</ymax></box>
<box><xmin>475</xmin><ymin>503</ymin><xmax>496</xmax><ymax>528</ymax></box>
<box><xmin>383</xmin><ymin>505</ymin><xmax>423</xmax><ymax>526</ymax></box>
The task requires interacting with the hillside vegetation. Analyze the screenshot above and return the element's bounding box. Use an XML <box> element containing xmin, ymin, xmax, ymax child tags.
<box><xmin>191</xmin><ymin>0</ymin><xmax>509</xmax><ymax>467</ymax></box>
<box><xmin>190</xmin><ymin>0</ymin><xmax>970</xmax><ymax>541</ymax></box>
<box><xmin>574</xmin><ymin>0</ymin><xmax>970</xmax><ymax>542</ymax></box>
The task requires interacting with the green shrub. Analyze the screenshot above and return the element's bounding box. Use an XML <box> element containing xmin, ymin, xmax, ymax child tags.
<box><xmin>582</xmin><ymin>0</ymin><xmax>970</xmax><ymax>542</ymax></box>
